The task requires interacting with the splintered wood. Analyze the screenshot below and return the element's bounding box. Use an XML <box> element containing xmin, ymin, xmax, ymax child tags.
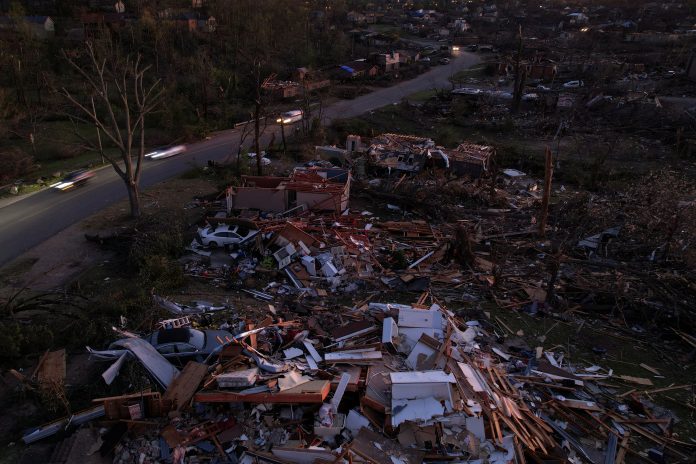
<box><xmin>36</xmin><ymin>349</ymin><xmax>66</xmax><ymax>387</ymax></box>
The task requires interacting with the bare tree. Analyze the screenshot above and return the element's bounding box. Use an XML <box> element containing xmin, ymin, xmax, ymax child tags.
<box><xmin>252</xmin><ymin>59</ymin><xmax>263</xmax><ymax>176</ymax></box>
<box><xmin>59</xmin><ymin>41</ymin><xmax>163</xmax><ymax>218</ymax></box>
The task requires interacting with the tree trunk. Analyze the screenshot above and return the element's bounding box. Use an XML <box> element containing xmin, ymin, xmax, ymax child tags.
<box><xmin>538</xmin><ymin>146</ymin><xmax>553</xmax><ymax>237</ymax></box>
<box><xmin>127</xmin><ymin>180</ymin><xmax>141</xmax><ymax>218</ymax></box>
<box><xmin>511</xmin><ymin>26</ymin><xmax>525</xmax><ymax>114</ymax></box>
<box><xmin>280</xmin><ymin>121</ymin><xmax>287</xmax><ymax>157</ymax></box>
<box><xmin>254</xmin><ymin>100</ymin><xmax>262</xmax><ymax>176</ymax></box>
<box><xmin>545</xmin><ymin>241</ymin><xmax>561</xmax><ymax>305</ymax></box>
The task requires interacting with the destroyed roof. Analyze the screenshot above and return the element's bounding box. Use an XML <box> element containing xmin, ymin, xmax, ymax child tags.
<box><xmin>369</xmin><ymin>133</ymin><xmax>436</xmax><ymax>150</ymax></box>
<box><xmin>452</xmin><ymin>141</ymin><xmax>495</xmax><ymax>162</ymax></box>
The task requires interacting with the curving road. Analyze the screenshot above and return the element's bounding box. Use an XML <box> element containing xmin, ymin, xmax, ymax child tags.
<box><xmin>0</xmin><ymin>52</ymin><xmax>479</xmax><ymax>267</ymax></box>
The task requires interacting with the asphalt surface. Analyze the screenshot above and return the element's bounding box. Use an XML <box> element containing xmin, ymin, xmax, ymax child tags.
<box><xmin>0</xmin><ymin>52</ymin><xmax>480</xmax><ymax>267</ymax></box>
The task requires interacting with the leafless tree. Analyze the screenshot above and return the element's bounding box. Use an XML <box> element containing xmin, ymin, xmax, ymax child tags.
<box><xmin>251</xmin><ymin>58</ymin><xmax>263</xmax><ymax>176</ymax></box>
<box><xmin>59</xmin><ymin>41</ymin><xmax>163</xmax><ymax>218</ymax></box>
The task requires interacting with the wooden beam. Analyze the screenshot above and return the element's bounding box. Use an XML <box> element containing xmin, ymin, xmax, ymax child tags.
<box><xmin>194</xmin><ymin>380</ymin><xmax>330</xmax><ymax>404</ymax></box>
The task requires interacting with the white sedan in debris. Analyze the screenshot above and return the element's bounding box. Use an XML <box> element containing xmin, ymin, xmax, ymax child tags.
<box><xmin>197</xmin><ymin>224</ymin><xmax>259</xmax><ymax>248</ymax></box>
<box><xmin>145</xmin><ymin>144</ymin><xmax>187</xmax><ymax>160</ymax></box>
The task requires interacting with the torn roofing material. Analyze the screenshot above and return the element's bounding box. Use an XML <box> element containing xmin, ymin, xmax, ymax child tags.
<box><xmin>88</xmin><ymin>338</ymin><xmax>180</xmax><ymax>388</ymax></box>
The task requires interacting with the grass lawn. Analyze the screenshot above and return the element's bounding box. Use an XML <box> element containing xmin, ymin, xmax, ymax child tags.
<box><xmin>408</xmin><ymin>89</ymin><xmax>438</xmax><ymax>102</ymax></box>
<box><xmin>450</xmin><ymin>63</ymin><xmax>491</xmax><ymax>82</ymax></box>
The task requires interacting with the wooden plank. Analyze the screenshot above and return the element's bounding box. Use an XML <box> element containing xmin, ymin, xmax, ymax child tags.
<box><xmin>617</xmin><ymin>375</ymin><xmax>653</xmax><ymax>386</ymax></box>
<box><xmin>491</xmin><ymin>412</ymin><xmax>503</xmax><ymax>443</ymax></box>
<box><xmin>163</xmin><ymin>361</ymin><xmax>208</xmax><ymax>411</ymax></box>
<box><xmin>639</xmin><ymin>363</ymin><xmax>661</xmax><ymax>376</ymax></box>
<box><xmin>194</xmin><ymin>380</ymin><xmax>330</xmax><ymax>404</ymax></box>
<box><xmin>642</xmin><ymin>384</ymin><xmax>694</xmax><ymax>394</ymax></box>
<box><xmin>92</xmin><ymin>390</ymin><xmax>154</xmax><ymax>403</ymax></box>
<box><xmin>615</xmin><ymin>432</ymin><xmax>630</xmax><ymax>464</ymax></box>
<box><xmin>554</xmin><ymin>398</ymin><xmax>602</xmax><ymax>412</ymax></box>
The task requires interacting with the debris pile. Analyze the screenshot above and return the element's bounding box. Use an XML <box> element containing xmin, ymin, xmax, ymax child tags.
<box><xmin>21</xmin><ymin>294</ymin><xmax>696</xmax><ymax>463</ymax></box>
<box><xmin>17</xmin><ymin>134</ymin><xmax>696</xmax><ymax>463</ymax></box>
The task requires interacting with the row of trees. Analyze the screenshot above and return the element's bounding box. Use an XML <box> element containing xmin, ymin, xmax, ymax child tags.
<box><xmin>0</xmin><ymin>0</ymin><xmax>367</xmax><ymax>215</ymax></box>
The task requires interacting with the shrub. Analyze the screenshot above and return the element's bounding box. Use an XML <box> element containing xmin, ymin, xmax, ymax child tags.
<box><xmin>138</xmin><ymin>255</ymin><xmax>186</xmax><ymax>291</ymax></box>
<box><xmin>128</xmin><ymin>211</ymin><xmax>186</xmax><ymax>270</ymax></box>
<box><xmin>127</xmin><ymin>211</ymin><xmax>188</xmax><ymax>291</ymax></box>
<box><xmin>0</xmin><ymin>148</ymin><xmax>34</xmax><ymax>181</ymax></box>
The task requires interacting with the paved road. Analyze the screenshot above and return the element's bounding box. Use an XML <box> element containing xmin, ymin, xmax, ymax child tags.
<box><xmin>0</xmin><ymin>52</ymin><xmax>480</xmax><ymax>267</ymax></box>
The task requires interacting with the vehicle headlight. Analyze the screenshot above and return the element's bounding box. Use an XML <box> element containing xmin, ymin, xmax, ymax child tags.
<box><xmin>277</xmin><ymin>118</ymin><xmax>282</xmax><ymax>123</ymax></box>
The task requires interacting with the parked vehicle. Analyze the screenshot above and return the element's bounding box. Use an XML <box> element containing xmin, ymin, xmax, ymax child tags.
<box><xmin>465</xmin><ymin>44</ymin><xmax>478</xmax><ymax>51</ymax></box>
<box><xmin>536</xmin><ymin>84</ymin><xmax>552</xmax><ymax>92</ymax></box>
<box><xmin>247</xmin><ymin>152</ymin><xmax>272</xmax><ymax>166</ymax></box>
<box><xmin>563</xmin><ymin>80</ymin><xmax>584</xmax><ymax>88</ymax></box>
<box><xmin>145</xmin><ymin>145</ymin><xmax>187</xmax><ymax>160</ymax></box>
<box><xmin>144</xmin><ymin>327</ymin><xmax>233</xmax><ymax>360</ymax></box>
<box><xmin>276</xmin><ymin>110</ymin><xmax>303</xmax><ymax>124</ymax></box>
<box><xmin>197</xmin><ymin>224</ymin><xmax>259</xmax><ymax>248</ymax></box>
<box><xmin>439</xmin><ymin>58</ymin><xmax>451</xmax><ymax>65</ymax></box>
<box><xmin>50</xmin><ymin>169</ymin><xmax>95</xmax><ymax>191</ymax></box>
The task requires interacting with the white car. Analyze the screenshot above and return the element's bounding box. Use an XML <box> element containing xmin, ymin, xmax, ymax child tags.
<box><xmin>50</xmin><ymin>169</ymin><xmax>95</xmax><ymax>191</ymax></box>
<box><xmin>276</xmin><ymin>110</ymin><xmax>303</xmax><ymax>124</ymax></box>
<box><xmin>563</xmin><ymin>80</ymin><xmax>584</xmax><ymax>89</ymax></box>
<box><xmin>145</xmin><ymin>145</ymin><xmax>187</xmax><ymax>160</ymax></box>
<box><xmin>197</xmin><ymin>224</ymin><xmax>259</xmax><ymax>248</ymax></box>
<box><xmin>248</xmin><ymin>152</ymin><xmax>272</xmax><ymax>166</ymax></box>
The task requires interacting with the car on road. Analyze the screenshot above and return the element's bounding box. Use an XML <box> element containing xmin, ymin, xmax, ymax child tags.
<box><xmin>536</xmin><ymin>84</ymin><xmax>552</xmax><ymax>92</ymax></box>
<box><xmin>143</xmin><ymin>327</ymin><xmax>233</xmax><ymax>360</ymax></box>
<box><xmin>439</xmin><ymin>58</ymin><xmax>451</xmax><ymax>65</ymax></box>
<box><xmin>197</xmin><ymin>223</ymin><xmax>259</xmax><ymax>248</ymax></box>
<box><xmin>451</xmin><ymin>87</ymin><xmax>482</xmax><ymax>96</ymax></box>
<box><xmin>145</xmin><ymin>145</ymin><xmax>187</xmax><ymax>160</ymax></box>
<box><xmin>563</xmin><ymin>80</ymin><xmax>584</xmax><ymax>88</ymax></box>
<box><xmin>50</xmin><ymin>169</ymin><xmax>95</xmax><ymax>191</ymax></box>
<box><xmin>277</xmin><ymin>110</ymin><xmax>303</xmax><ymax>124</ymax></box>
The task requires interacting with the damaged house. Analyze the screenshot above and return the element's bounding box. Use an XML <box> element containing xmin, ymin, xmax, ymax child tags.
<box><xmin>226</xmin><ymin>167</ymin><xmax>351</xmax><ymax>215</ymax></box>
<box><xmin>360</xmin><ymin>133</ymin><xmax>493</xmax><ymax>177</ymax></box>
